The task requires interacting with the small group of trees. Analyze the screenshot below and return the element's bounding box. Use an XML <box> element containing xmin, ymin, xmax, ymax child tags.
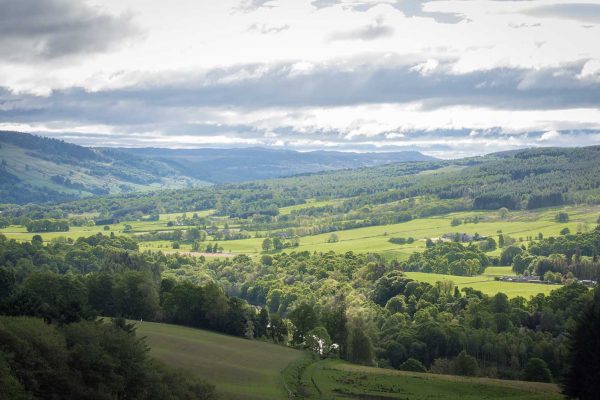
<box><xmin>25</xmin><ymin>219</ymin><xmax>69</xmax><ymax>233</ymax></box>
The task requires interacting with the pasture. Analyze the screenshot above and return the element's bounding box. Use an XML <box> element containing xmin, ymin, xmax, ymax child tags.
<box><xmin>404</xmin><ymin>271</ymin><xmax>561</xmax><ymax>298</ymax></box>
<box><xmin>301</xmin><ymin>360</ymin><xmax>562</xmax><ymax>400</ymax></box>
<box><xmin>133</xmin><ymin>320</ymin><xmax>306</xmax><ymax>400</ymax></box>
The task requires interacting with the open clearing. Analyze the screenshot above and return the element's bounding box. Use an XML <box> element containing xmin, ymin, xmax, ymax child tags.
<box><xmin>404</xmin><ymin>271</ymin><xmax>561</xmax><ymax>298</ymax></box>
<box><xmin>133</xmin><ymin>320</ymin><xmax>305</xmax><ymax>400</ymax></box>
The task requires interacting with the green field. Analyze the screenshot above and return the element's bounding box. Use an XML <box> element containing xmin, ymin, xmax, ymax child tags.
<box><xmin>2</xmin><ymin>204</ymin><xmax>596</xmax><ymax>299</ymax></box>
<box><xmin>217</xmin><ymin>205</ymin><xmax>600</xmax><ymax>258</ymax></box>
<box><xmin>302</xmin><ymin>360</ymin><xmax>562</xmax><ymax>400</ymax></box>
<box><xmin>134</xmin><ymin>321</ymin><xmax>306</xmax><ymax>400</ymax></box>
<box><xmin>404</xmin><ymin>271</ymin><xmax>561</xmax><ymax>298</ymax></box>
<box><xmin>133</xmin><ymin>321</ymin><xmax>562</xmax><ymax>400</ymax></box>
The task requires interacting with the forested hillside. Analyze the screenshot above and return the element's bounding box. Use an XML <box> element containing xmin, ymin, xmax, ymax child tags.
<box><xmin>117</xmin><ymin>147</ymin><xmax>436</xmax><ymax>183</ymax></box>
<box><xmin>8</xmin><ymin>145</ymin><xmax>599</xmax><ymax>224</ymax></box>
<box><xmin>0</xmin><ymin>131</ymin><xmax>435</xmax><ymax>204</ymax></box>
<box><xmin>0</xmin><ymin>131</ymin><xmax>206</xmax><ymax>204</ymax></box>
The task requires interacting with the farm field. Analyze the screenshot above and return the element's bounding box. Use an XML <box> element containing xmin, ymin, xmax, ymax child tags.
<box><xmin>404</xmin><ymin>271</ymin><xmax>561</xmax><ymax>298</ymax></box>
<box><xmin>214</xmin><ymin>204</ymin><xmax>600</xmax><ymax>258</ymax></box>
<box><xmin>301</xmin><ymin>360</ymin><xmax>562</xmax><ymax>400</ymax></box>
<box><xmin>133</xmin><ymin>320</ymin><xmax>306</xmax><ymax>400</ymax></box>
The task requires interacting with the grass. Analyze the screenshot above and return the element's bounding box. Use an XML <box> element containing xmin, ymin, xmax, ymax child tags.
<box><xmin>404</xmin><ymin>271</ymin><xmax>561</xmax><ymax>299</ymax></box>
<box><xmin>133</xmin><ymin>321</ymin><xmax>562</xmax><ymax>400</ymax></box>
<box><xmin>304</xmin><ymin>360</ymin><xmax>562</xmax><ymax>400</ymax></box>
<box><xmin>132</xmin><ymin>320</ymin><xmax>306</xmax><ymax>400</ymax></box>
<box><xmin>219</xmin><ymin>204</ymin><xmax>600</xmax><ymax>258</ymax></box>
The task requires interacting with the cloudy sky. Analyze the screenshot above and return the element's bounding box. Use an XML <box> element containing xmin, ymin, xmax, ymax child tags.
<box><xmin>1</xmin><ymin>0</ymin><xmax>600</xmax><ymax>157</ymax></box>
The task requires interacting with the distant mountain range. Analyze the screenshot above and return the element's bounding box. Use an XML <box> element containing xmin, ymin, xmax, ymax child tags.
<box><xmin>0</xmin><ymin>131</ymin><xmax>436</xmax><ymax>204</ymax></box>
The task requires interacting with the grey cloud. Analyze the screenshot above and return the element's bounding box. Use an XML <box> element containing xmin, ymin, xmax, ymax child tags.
<box><xmin>526</xmin><ymin>3</ymin><xmax>600</xmax><ymax>23</ymax></box>
<box><xmin>1</xmin><ymin>58</ymin><xmax>600</xmax><ymax>128</ymax></box>
<box><xmin>0</xmin><ymin>0</ymin><xmax>138</xmax><ymax>61</ymax></box>
<box><xmin>312</xmin><ymin>0</ymin><xmax>464</xmax><ymax>24</ymax></box>
<box><xmin>329</xmin><ymin>20</ymin><xmax>394</xmax><ymax>40</ymax></box>
<box><xmin>238</xmin><ymin>0</ymin><xmax>275</xmax><ymax>11</ymax></box>
<box><xmin>248</xmin><ymin>23</ymin><xmax>290</xmax><ymax>34</ymax></box>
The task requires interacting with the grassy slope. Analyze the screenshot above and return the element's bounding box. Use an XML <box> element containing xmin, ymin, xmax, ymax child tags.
<box><xmin>0</xmin><ymin>142</ymin><xmax>205</xmax><ymax>197</ymax></box>
<box><xmin>306</xmin><ymin>360</ymin><xmax>562</xmax><ymax>400</ymax></box>
<box><xmin>131</xmin><ymin>321</ymin><xmax>562</xmax><ymax>400</ymax></box>
<box><xmin>133</xmin><ymin>321</ymin><xmax>305</xmax><ymax>400</ymax></box>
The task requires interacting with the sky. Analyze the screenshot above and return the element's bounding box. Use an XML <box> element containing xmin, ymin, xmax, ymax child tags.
<box><xmin>1</xmin><ymin>0</ymin><xmax>600</xmax><ymax>158</ymax></box>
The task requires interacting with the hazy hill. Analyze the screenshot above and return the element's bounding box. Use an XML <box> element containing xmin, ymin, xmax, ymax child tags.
<box><xmin>111</xmin><ymin>146</ymin><xmax>436</xmax><ymax>183</ymax></box>
<box><xmin>0</xmin><ymin>131</ymin><xmax>436</xmax><ymax>204</ymax></box>
<box><xmin>0</xmin><ymin>131</ymin><xmax>207</xmax><ymax>204</ymax></box>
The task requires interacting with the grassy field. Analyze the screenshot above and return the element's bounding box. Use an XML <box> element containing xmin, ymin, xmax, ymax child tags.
<box><xmin>404</xmin><ymin>271</ymin><xmax>561</xmax><ymax>298</ymax></box>
<box><xmin>217</xmin><ymin>205</ymin><xmax>600</xmax><ymax>258</ymax></box>
<box><xmin>301</xmin><ymin>360</ymin><xmax>562</xmax><ymax>400</ymax></box>
<box><xmin>134</xmin><ymin>321</ymin><xmax>562</xmax><ymax>400</ymax></box>
<box><xmin>133</xmin><ymin>320</ymin><xmax>306</xmax><ymax>400</ymax></box>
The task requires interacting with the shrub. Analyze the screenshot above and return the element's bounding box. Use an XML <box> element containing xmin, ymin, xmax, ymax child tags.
<box><xmin>400</xmin><ymin>358</ymin><xmax>427</xmax><ymax>373</ymax></box>
<box><xmin>523</xmin><ymin>358</ymin><xmax>552</xmax><ymax>382</ymax></box>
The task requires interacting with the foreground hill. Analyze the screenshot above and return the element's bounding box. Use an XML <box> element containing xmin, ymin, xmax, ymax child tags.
<box><xmin>134</xmin><ymin>320</ymin><xmax>305</xmax><ymax>400</ymax></box>
<box><xmin>0</xmin><ymin>131</ymin><xmax>435</xmax><ymax>204</ymax></box>
<box><xmin>135</xmin><ymin>321</ymin><xmax>561</xmax><ymax>400</ymax></box>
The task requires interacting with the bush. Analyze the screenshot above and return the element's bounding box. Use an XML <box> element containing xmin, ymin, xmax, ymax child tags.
<box><xmin>523</xmin><ymin>358</ymin><xmax>552</xmax><ymax>382</ymax></box>
<box><xmin>555</xmin><ymin>212</ymin><xmax>569</xmax><ymax>223</ymax></box>
<box><xmin>453</xmin><ymin>350</ymin><xmax>478</xmax><ymax>376</ymax></box>
<box><xmin>400</xmin><ymin>358</ymin><xmax>427</xmax><ymax>373</ymax></box>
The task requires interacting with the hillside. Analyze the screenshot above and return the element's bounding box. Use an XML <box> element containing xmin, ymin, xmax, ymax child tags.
<box><xmin>135</xmin><ymin>321</ymin><xmax>305</xmax><ymax>400</ymax></box>
<box><xmin>116</xmin><ymin>147</ymin><xmax>436</xmax><ymax>183</ymax></box>
<box><xmin>0</xmin><ymin>131</ymin><xmax>435</xmax><ymax>204</ymax></box>
<box><xmin>135</xmin><ymin>321</ymin><xmax>561</xmax><ymax>400</ymax></box>
<box><xmin>0</xmin><ymin>131</ymin><xmax>207</xmax><ymax>204</ymax></box>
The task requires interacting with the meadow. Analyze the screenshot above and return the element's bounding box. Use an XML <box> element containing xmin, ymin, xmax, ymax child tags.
<box><xmin>132</xmin><ymin>320</ymin><xmax>563</xmax><ymax>400</ymax></box>
<box><xmin>303</xmin><ymin>360</ymin><xmax>562</xmax><ymax>400</ymax></box>
<box><xmin>133</xmin><ymin>320</ymin><xmax>306</xmax><ymax>400</ymax></box>
<box><xmin>404</xmin><ymin>271</ymin><xmax>561</xmax><ymax>298</ymax></box>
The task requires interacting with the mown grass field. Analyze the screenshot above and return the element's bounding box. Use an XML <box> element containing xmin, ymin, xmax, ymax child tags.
<box><xmin>134</xmin><ymin>322</ymin><xmax>562</xmax><ymax>400</ymax></box>
<box><xmin>404</xmin><ymin>271</ymin><xmax>561</xmax><ymax>298</ymax></box>
<box><xmin>301</xmin><ymin>360</ymin><xmax>562</xmax><ymax>400</ymax></box>
<box><xmin>133</xmin><ymin>320</ymin><xmax>305</xmax><ymax>400</ymax></box>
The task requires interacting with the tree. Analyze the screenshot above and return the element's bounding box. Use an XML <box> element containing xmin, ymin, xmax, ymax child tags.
<box><xmin>453</xmin><ymin>350</ymin><xmax>478</xmax><ymax>376</ymax></box>
<box><xmin>347</xmin><ymin>318</ymin><xmax>374</xmax><ymax>366</ymax></box>
<box><xmin>500</xmin><ymin>245</ymin><xmax>522</xmax><ymax>265</ymax></box>
<box><xmin>328</xmin><ymin>233</ymin><xmax>339</xmax><ymax>243</ymax></box>
<box><xmin>524</xmin><ymin>358</ymin><xmax>552</xmax><ymax>382</ymax></box>
<box><xmin>262</xmin><ymin>238</ymin><xmax>272</xmax><ymax>253</ymax></box>
<box><xmin>400</xmin><ymin>358</ymin><xmax>427</xmax><ymax>372</ymax></box>
<box><xmin>562</xmin><ymin>289</ymin><xmax>600</xmax><ymax>399</ymax></box>
<box><xmin>499</xmin><ymin>207</ymin><xmax>509</xmax><ymax>219</ymax></box>
<box><xmin>560</xmin><ymin>227</ymin><xmax>570</xmax><ymax>235</ymax></box>
<box><xmin>425</xmin><ymin>238</ymin><xmax>435</xmax><ymax>248</ymax></box>
<box><xmin>305</xmin><ymin>326</ymin><xmax>333</xmax><ymax>358</ymax></box>
<box><xmin>555</xmin><ymin>212</ymin><xmax>570</xmax><ymax>223</ymax></box>
<box><xmin>267</xmin><ymin>314</ymin><xmax>288</xmax><ymax>343</ymax></box>
<box><xmin>254</xmin><ymin>308</ymin><xmax>269</xmax><ymax>338</ymax></box>
<box><xmin>289</xmin><ymin>303</ymin><xmax>318</xmax><ymax>344</ymax></box>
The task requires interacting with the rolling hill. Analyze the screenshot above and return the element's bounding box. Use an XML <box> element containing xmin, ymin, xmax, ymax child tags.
<box><xmin>0</xmin><ymin>131</ymin><xmax>435</xmax><ymax>204</ymax></box>
<box><xmin>135</xmin><ymin>320</ymin><xmax>562</xmax><ymax>400</ymax></box>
